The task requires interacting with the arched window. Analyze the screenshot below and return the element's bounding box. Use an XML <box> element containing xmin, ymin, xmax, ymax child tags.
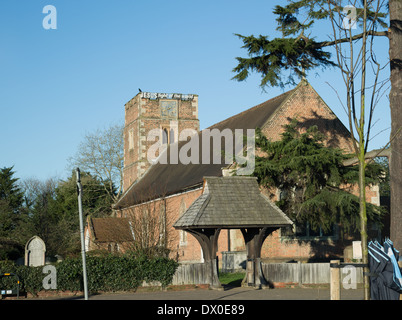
<box><xmin>170</xmin><ymin>128</ymin><xmax>175</xmax><ymax>144</ymax></box>
<box><xmin>179</xmin><ymin>200</ymin><xmax>187</xmax><ymax>246</ymax></box>
<box><xmin>162</xmin><ymin>128</ymin><xmax>168</xmax><ymax>144</ymax></box>
<box><xmin>159</xmin><ymin>201</ymin><xmax>166</xmax><ymax>245</ymax></box>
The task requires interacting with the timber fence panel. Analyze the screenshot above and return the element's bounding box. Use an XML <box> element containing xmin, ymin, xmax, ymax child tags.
<box><xmin>262</xmin><ymin>263</ymin><xmax>299</xmax><ymax>283</ymax></box>
<box><xmin>301</xmin><ymin>263</ymin><xmax>330</xmax><ymax>284</ymax></box>
<box><xmin>261</xmin><ymin>263</ymin><xmax>363</xmax><ymax>285</ymax></box>
<box><xmin>171</xmin><ymin>262</ymin><xmax>364</xmax><ymax>286</ymax></box>
<box><xmin>172</xmin><ymin>263</ymin><xmax>208</xmax><ymax>285</ymax></box>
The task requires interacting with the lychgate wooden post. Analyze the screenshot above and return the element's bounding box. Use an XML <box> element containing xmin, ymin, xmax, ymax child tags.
<box><xmin>241</xmin><ymin>227</ymin><xmax>276</xmax><ymax>289</ymax></box>
<box><xmin>186</xmin><ymin>228</ymin><xmax>222</xmax><ymax>290</ymax></box>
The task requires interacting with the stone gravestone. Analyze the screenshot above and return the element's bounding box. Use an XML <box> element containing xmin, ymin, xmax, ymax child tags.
<box><xmin>352</xmin><ymin>241</ymin><xmax>362</xmax><ymax>260</ymax></box>
<box><xmin>25</xmin><ymin>236</ymin><xmax>46</xmax><ymax>267</ymax></box>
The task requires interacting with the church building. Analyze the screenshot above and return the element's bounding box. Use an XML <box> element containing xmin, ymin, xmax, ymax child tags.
<box><xmin>113</xmin><ymin>80</ymin><xmax>381</xmax><ymax>264</ymax></box>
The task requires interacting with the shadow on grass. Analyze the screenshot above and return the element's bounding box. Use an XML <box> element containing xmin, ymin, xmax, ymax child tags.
<box><xmin>219</xmin><ymin>271</ymin><xmax>245</xmax><ymax>287</ymax></box>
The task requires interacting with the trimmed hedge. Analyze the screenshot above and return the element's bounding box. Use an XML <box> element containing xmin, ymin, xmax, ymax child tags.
<box><xmin>0</xmin><ymin>254</ymin><xmax>179</xmax><ymax>296</ymax></box>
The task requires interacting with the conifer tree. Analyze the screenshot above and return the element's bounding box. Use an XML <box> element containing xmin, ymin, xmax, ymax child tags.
<box><xmin>0</xmin><ymin>166</ymin><xmax>25</xmax><ymax>259</ymax></box>
<box><xmin>232</xmin><ymin>0</ymin><xmax>397</xmax><ymax>299</ymax></box>
<box><xmin>254</xmin><ymin>121</ymin><xmax>385</xmax><ymax>234</ymax></box>
<box><xmin>0</xmin><ymin>166</ymin><xmax>24</xmax><ymax>238</ymax></box>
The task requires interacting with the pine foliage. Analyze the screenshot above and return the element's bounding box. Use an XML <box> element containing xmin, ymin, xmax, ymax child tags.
<box><xmin>254</xmin><ymin>120</ymin><xmax>385</xmax><ymax>233</ymax></box>
<box><xmin>0</xmin><ymin>167</ymin><xmax>24</xmax><ymax>237</ymax></box>
<box><xmin>232</xmin><ymin>0</ymin><xmax>388</xmax><ymax>89</ymax></box>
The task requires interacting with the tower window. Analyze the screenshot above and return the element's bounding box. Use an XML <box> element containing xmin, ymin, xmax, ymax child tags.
<box><xmin>128</xmin><ymin>129</ymin><xmax>134</xmax><ymax>150</ymax></box>
<box><xmin>162</xmin><ymin>128</ymin><xmax>175</xmax><ymax>144</ymax></box>
<box><xmin>162</xmin><ymin>128</ymin><xmax>168</xmax><ymax>144</ymax></box>
<box><xmin>170</xmin><ymin>128</ymin><xmax>175</xmax><ymax>144</ymax></box>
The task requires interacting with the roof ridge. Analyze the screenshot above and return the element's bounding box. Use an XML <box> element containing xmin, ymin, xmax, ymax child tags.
<box><xmin>204</xmin><ymin>176</ymin><xmax>256</xmax><ymax>179</ymax></box>
<box><xmin>206</xmin><ymin>89</ymin><xmax>295</xmax><ymax>130</ymax></box>
<box><xmin>89</xmin><ymin>217</ymin><xmax>97</xmax><ymax>241</ymax></box>
<box><xmin>193</xmin><ymin>194</ymin><xmax>211</xmax><ymax>225</ymax></box>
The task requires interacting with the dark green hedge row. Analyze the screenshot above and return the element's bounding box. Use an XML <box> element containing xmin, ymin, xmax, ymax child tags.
<box><xmin>0</xmin><ymin>254</ymin><xmax>179</xmax><ymax>295</ymax></box>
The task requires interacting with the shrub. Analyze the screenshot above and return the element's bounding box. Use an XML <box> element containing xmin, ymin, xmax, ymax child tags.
<box><xmin>0</xmin><ymin>253</ymin><xmax>179</xmax><ymax>296</ymax></box>
<box><xmin>57</xmin><ymin>257</ymin><xmax>84</xmax><ymax>291</ymax></box>
<box><xmin>0</xmin><ymin>261</ymin><xmax>43</xmax><ymax>295</ymax></box>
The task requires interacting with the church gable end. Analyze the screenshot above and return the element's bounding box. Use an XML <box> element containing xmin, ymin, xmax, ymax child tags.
<box><xmin>262</xmin><ymin>80</ymin><xmax>355</xmax><ymax>153</ymax></box>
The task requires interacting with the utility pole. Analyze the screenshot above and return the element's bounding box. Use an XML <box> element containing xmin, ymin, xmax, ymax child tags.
<box><xmin>76</xmin><ymin>168</ymin><xmax>89</xmax><ymax>300</ymax></box>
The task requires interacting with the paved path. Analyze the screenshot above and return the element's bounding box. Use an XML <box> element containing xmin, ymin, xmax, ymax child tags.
<box><xmin>15</xmin><ymin>287</ymin><xmax>369</xmax><ymax>320</ymax></box>
<box><xmin>28</xmin><ymin>287</ymin><xmax>365</xmax><ymax>318</ymax></box>
<box><xmin>82</xmin><ymin>286</ymin><xmax>364</xmax><ymax>300</ymax></box>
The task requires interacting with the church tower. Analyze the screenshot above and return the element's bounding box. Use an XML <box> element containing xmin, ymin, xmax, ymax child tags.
<box><xmin>123</xmin><ymin>92</ymin><xmax>199</xmax><ymax>191</ymax></box>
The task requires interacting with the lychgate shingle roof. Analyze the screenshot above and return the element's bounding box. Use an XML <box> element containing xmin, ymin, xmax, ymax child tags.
<box><xmin>174</xmin><ymin>176</ymin><xmax>293</xmax><ymax>229</ymax></box>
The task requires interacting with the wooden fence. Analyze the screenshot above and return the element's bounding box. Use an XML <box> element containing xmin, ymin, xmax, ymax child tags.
<box><xmin>262</xmin><ymin>262</ymin><xmax>363</xmax><ymax>285</ymax></box>
<box><xmin>171</xmin><ymin>263</ymin><xmax>209</xmax><ymax>285</ymax></box>
<box><xmin>171</xmin><ymin>262</ymin><xmax>363</xmax><ymax>286</ymax></box>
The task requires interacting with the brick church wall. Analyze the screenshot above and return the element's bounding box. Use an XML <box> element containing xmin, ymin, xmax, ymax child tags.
<box><xmin>262</xmin><ymin>81</ymin><xmax>355</xmax><ymax>153</ymax></box>
<box><xmin>116</xmin><ymin>187</ymin><xmax>234</xmax><ymax>264</ymax></box>
<box><xmin>255</xmin><ymin>82</ymin><xmax>380</xmax><ymax>261</ymax></box>
<box><xmin>118</xmin><ymin>82</ymin><xmax>381</xmax><ymax>264</ymax></box>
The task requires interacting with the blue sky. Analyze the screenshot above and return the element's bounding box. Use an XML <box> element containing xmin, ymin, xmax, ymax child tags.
<box><xmin>0</xmin><ymin>1</ymin><xmax>391</xmax><ymax>182</ymax></box>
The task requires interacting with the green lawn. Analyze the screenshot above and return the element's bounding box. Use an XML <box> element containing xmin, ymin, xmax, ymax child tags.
<box><xmin>218</xmin><ymin>271</ymin><xmax>245</xmax><ymax>287</ymax></box>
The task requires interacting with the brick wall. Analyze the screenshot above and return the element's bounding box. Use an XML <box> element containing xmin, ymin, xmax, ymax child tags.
<box><xmin>116</xmin><ymin>188</ymin><xmax>234</xmax><ymax>265</ymax></box>
<box><xmin>123</xmin><ymin>94</ymin><xmax>199</xmax><ymax>191</ymax></box>
<box><xmin>262</xmin><ymin>80</ymin><xmax>355</xmax><ymax>153</ymax></box>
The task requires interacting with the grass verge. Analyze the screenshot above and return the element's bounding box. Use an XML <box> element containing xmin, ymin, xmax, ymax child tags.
<box><xmin>218</xmin><ymin>271</ymin><xmax>245</xmax><ymax>287</ymax></box>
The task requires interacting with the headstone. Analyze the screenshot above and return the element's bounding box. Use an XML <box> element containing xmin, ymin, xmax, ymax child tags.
<box><xmin>343</xmin><ymin>245</ymin><xmax>353</xmax><ymax>262</ymax></box>
<box><xmin>221</xmin><ymin>251</ymin><xmax>247</xmax><ymax>272</ymax></box>
<box><xmin>352</xmin><ymin>241</ymin><xmax>362</xmax><ymax>260</ymax></box>
<box><xmin>25</xmin><ymin>236</ymin><xmax>46</xmax><ymax>267</ymax></box>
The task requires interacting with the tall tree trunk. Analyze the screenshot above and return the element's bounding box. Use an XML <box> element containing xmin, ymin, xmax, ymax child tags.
<box><xmin>389</xmin><ymin>0</ymin><xmax>402</xmax><ymax>251</ymax></box>
<box><xmin>360</xmin><ymin>1</ymin><xmax>370</xmax><ymax>300</ymax></box>
<box><xmin>359</xmin><ymin>154</ymin><xmax>370</xmax><ymax>300</ymax></box>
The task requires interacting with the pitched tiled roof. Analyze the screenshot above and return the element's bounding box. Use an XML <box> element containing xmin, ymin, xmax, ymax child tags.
<box><xmin>90</xmin><ymin>217</ymin><xmax>134</xmax><ymax>242</ymax></box>
<box><xmin>174</xmin><ymin>176</ymin><xmax>293</xmax><ymax>229</ymax></box>
<box><xmin>114</xmin><ymin>88</ymin><xmax>295</xmax><ymax>209</ymax></box>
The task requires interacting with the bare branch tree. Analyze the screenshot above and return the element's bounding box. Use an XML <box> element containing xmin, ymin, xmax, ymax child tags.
<box><xmin>325</xmin><ymin>0</ymin><xmax>389</xmax><ymax>299</ymax></box>
<box><xmin>68</xmin><ymin>122</ymin><xmax>124</xmax><ymax>203</ymax></box>
<box><xmin>123</xmin><ymin>197</ymin><xmax>178</xmax><ymax>258</ymax></box>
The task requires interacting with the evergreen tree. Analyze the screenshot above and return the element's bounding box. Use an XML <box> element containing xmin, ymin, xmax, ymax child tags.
<box><xmin>253</xmin><ymin>121</ymin><xmax>385</xmax><ymax>234</ymax></box>
<box><xmin>0</xmin><ymin>166</ymin><xmax>24</xmax><ymax>238</ymax></box>
<box><xmin>28</xmin><ymin>178</ymin><xmax>59</xmax><ymax>253</ymax></box>
<box><xmin>0</xmin><ymin>166</ymin><xmax>25</xmax><ymax>259</ymax></box>
<box><xmin>232</xmin><ymin>1</ymin><xmax>388</xmax><ymax>89</ymax></box>
<box><xmin>47</xmin><ymin>171</ymin><xmax>115</xmax><ymax>257</ymax></box>
<box><xmin>18</xmin><ymin>171</ymin><xmax>115</xmax><ymax>258</ymax></box>
<box><xmin>55</xmin><ymin>170</ymin><xmax>116</xmax><ymax>224</ymax></box>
